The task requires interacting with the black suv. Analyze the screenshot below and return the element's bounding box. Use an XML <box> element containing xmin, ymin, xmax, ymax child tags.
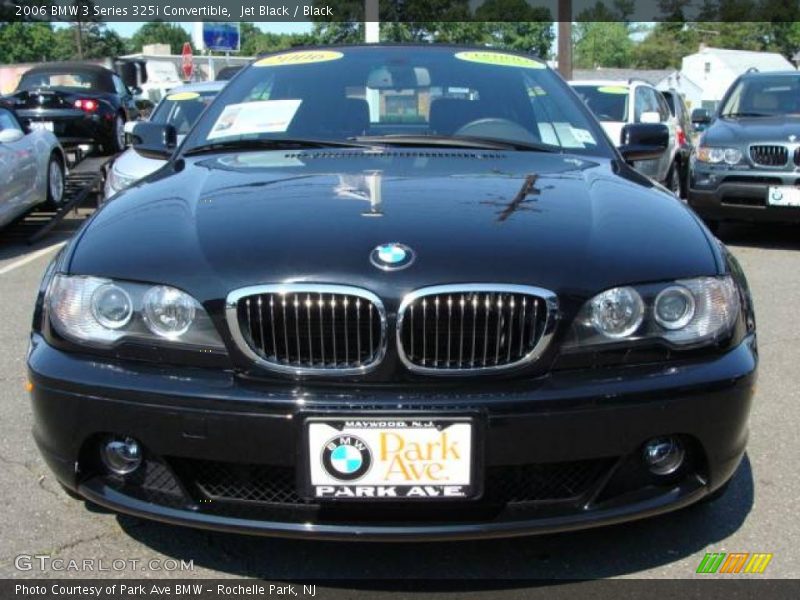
<box><xmin>689</xmin><ymin>71</ymin><xmax>800</xmax><ymax>230</ymax></box>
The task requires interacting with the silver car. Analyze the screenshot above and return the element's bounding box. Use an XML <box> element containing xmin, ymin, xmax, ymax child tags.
<box><xmin>104</xmin><ymin>81</ymin><xmax>225</xmax><ymax>199</ymax></box>
<box><xmin>0</xmin><ymin>105</ymin><xmax>66</xmax><ymax>228</ymax></box>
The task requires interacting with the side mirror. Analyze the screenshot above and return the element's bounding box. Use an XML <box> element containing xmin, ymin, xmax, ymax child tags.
<box><xmin>0</xmin><ymin>128</ymin><xmax>25</xmax><ymax>143</ymax></box>
<box><xmin>618</xmin><ymin>123</ymin><xmax>669</xmax><ymax>162</ymax></box>
<box><xmin>691</xmin><ymin>108</ymin><xmax>712</xmax><ymax>125</ymax></box>
<box><xmin>130</xmin><ymin>122</ymin><xmax>177</xmax><ymax>159</ymax></box>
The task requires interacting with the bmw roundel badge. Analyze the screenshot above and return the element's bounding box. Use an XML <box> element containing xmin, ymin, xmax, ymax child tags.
<box><xmin>370</xmin><ymin>243</ymin><xmax>415</xmax><ymax>271</ymax></box>
<box><xmin>322</xmin><ymin>435</ymin><xmax>372</xmax><ymax>481</ymax></box>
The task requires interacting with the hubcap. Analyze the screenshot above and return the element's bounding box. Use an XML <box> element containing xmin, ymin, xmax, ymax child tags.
<box><xmin>49</xmin><ymin>160</ymin><xmax>64</xmax><ymax>203</ymax></box>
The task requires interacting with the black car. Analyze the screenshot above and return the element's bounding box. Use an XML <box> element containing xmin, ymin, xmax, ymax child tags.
<box><xmin>7</xmin><ymin>62</ymin><xmax>139</xmax><ymax>154</ymax></box>
<box><xmin>689</xmin><ymin>70</ymin><xmax>800</xmax><ymax>230</ymax></box>
<box><xmin>29</xmin><ymin>46</ymin><xmax>756</xmax><ymax>540</ymax></box>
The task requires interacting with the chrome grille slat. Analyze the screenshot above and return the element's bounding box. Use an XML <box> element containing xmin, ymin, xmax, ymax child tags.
<box><xmin>397</xmin><ymin>285</ymin><xmax>557</xmax><ymax>375</ymax></box>
<box><xmin>227</xmin><ymin>285</ymin><xmax>386</xmax><ymax>375</ymax></box>
<box><xmin>750</xmin><ymin>144</ymin><xmax>789</xmax><ymax>167</ymax></box>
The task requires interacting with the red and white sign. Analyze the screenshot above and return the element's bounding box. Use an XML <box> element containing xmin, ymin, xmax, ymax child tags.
<box><xmin>181</xmin><ymin>42</ymin><xmax>194</xmax><ymax>81</ymax></box>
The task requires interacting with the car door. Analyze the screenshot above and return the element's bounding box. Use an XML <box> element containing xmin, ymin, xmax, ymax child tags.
<box><xmin>631</xmin><ymin>86</ymin><xmax>672</xmax><ymax>182</ymax></box>
<box><xmin>0</xmin><ymin>108</ymin><xmax>38</xmax><ymax>226</ymax></box>
<box><xmin>112</xmin><ymin>74</ymin><xmax>138</xmax><ymax>121</ymax></box>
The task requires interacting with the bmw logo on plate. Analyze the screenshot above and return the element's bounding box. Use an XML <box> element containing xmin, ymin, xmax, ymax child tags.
<box><xmin>370</xmin><ymin>243</ymin><xmax>415</xmax><ymax>271</ymax></box>
<box><xmin>322</xmin><ymin>435</ymin><xmax>372</xmax><ymax>481</ymax></box>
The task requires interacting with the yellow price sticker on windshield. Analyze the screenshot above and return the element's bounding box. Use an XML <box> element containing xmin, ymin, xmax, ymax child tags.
<box><xmin>255</xmin><ymin>50</ymin><xmax>344</xmax><ymax>67</ymax></box>
<box><xmin>166</xmin><ymin>92</ymin><xmax>200</xmax><ymax>101</ymax></box>
<box><xmin>455</xmin><ymin>51</ymin><xmax>545</xmax><ymax>70</ymax></box>
<box><xmin>597</xmin><ymin>86</ymin><xmax>629</xmax><ymax>94</ymax></box>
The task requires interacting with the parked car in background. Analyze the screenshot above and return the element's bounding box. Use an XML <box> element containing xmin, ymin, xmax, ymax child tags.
<box><xmin>571</xmin><ymin>79</ymin><xmax>683</xmax><ymax>194</ymax></box>
<box><xmin>5</xmin><ymin>62</ymin><xmax>139</xmax><ymax>155</ymax></box>
<box><xmin>31</xmin><ymin>45</ymin><xmax>755</xmax><ymax>540</ymax></box>
<box><xmin>0</xmin><ymin>105</ymin><xmax>66</xmax><ymax>228</ymax></box>
<box><xmin>660</xmin><ymin>89</ymin><xmax>694</xmax><ymax>197</ymax></box>
<box><xmin>104</xmin><ymin>81</ymin><xmax>225</xmax><ymax>199</ymax></box>
<box><xmin>688</xmin><ymin>70</ymin><xmax>800</xmax><ymax>231</ymax></box>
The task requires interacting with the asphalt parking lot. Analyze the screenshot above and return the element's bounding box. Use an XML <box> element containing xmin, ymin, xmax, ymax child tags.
<box><xmin>0</xmin><ymin>219</ymin><xmax>798</xmax><ymax>581</ymax></box>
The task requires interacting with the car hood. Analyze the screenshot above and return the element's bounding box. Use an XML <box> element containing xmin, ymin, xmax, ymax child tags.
<box><xmin>704</xmin><ymin>115</ymin><xmax>800</xmax><ymax>144</ymax></box>
<box><xmin>112</xmin><ymin>147</ymin><xmax>166</xmax><ymax>180</ymax></box>
<box><xmin>69</xmin><ymin>149</ymin><xmax>718</xmax><ymax>304</ymax></box>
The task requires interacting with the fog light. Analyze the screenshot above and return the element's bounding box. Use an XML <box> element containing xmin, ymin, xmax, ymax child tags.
<box><xmin>643</xmin><ymin>437</ymin><xmax>685</xmax><ymax>476</ymax></box>
<box><xmin>100</xmin><ymin>436</ymin><xmax>142</xmax><ymax>475</ymax></box>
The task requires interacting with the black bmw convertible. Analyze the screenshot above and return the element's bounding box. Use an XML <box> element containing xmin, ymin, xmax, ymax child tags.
<box><xmin>29</xmin><ymin>45</ymin><xmax>757</xmax><ymax>540</ymax></box>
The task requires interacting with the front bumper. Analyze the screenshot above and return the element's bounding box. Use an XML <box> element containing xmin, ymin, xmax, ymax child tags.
<box><xmin>688</xmin><ymin>162</ymin><xmax>800</xmax><ymax>223</ymax></box>
<box><xmin>28</xmin><ymin>334</ymin><xmax>756</xmax><ymax>541</ymax></box>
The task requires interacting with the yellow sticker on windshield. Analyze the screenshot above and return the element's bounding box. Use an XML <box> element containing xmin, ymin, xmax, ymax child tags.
<box><xmin>597</xmin><ymin>86</ymin><xmax>629</xmax><ymax>94</ymax></box>
<box><xmin>455</xmin><ymin>51</ymin><xmax>545</xmax><ymax>69</ymax></box>
<box><xmin>255</xmin><ymin>50</ymin><xmax>344</xmax><ymax>67</ymax></box>
<box><xmin>166</xmin><ymin>92</ymin><xmax>200</xmax><ymax>101</ymax></box>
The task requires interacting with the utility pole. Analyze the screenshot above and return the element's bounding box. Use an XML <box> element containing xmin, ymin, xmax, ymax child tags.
<box><xmin>365</xmin><ymin>0</ymin><xmax>380</xmax><ymax>43</ymax></box>
<box><xmin>557</xmin><ymin>0</ymin><xmax>572</xmax><ymax>80</ymax></box>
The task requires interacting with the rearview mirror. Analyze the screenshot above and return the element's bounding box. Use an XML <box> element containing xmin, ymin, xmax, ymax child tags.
<box><xmin>618</xmin><ymin>123</ymin><xmax>669</xmax><ymax>162</ymax></box>
<box><xmin>691</xmin><ymin>108</ymin><xmax>712</xmax><ymax>125</ymax></box>
<box><xmin>0</xmin><ymin>128</ymin><xmax>25</xmax><ymax>144</ymax></box>
<box><xmin>130</xmin><ymin>122</ymin><xmax>177</xmax><ymax>159</ymax></box>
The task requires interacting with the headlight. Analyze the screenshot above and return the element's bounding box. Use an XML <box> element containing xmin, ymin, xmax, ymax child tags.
<box><xmin>46</xmin><ymin>274</ymin><xmax>225</xmax><ymax>350</ymax></box>
<box><xmin>563</xmin><ymin>276</ymin><xmax>739</xmax><ymax>350</ymax></box>
<box><xmin>106</xmin><ymin>167</ymin><xmax>137</xmax><ymax>194</ymax></box>
<box><xmin>696</xmin><ymin>146</ymin><xmax>743</xmax><ymax>165</ymax></box>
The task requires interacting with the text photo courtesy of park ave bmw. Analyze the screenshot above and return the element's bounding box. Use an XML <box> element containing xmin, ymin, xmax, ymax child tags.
<box><xmin>1</xmin><ymin>0</ymin><xmax>800</xmax><ymax>596</ymax></box>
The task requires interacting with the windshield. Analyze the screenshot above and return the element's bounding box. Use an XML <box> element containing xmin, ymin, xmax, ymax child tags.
<box><xmin>721</xmin><ymin>76</ymin><xmax>800</xmax><ymax>117</ymax></box>
<box><xmin>571</xmin><ymin>85</ymin><xmax>629</xmax><ymax>122</ymax></box>
<box><xmin>150</xmin><ymin>90</ymin><xmax>219</xmax><ymax>135</ymax></box>
<box><xmin>183</xmin><ymin>47</ymin><xmax>609</xmax><ymax>156</ymax></box>
<box><xmin>17</xmin><ymin>71</ymin><xmax>108</xmax><ymax>92</ymax></box>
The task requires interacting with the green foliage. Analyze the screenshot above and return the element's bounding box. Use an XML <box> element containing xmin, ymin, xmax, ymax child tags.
<box><xmin>129</xmin><ymin>22</ymin><xmax>190</xmax><ymax>55</ymax></box>
<box><xmin>574</xmin><ymin>22</ymin><xmax>633</xmax><ymax>68</ymax></box>
<box><xmin>0</xmin><ymin>22</ymin><xmax>56</xmax><ymax>63</ymax></box>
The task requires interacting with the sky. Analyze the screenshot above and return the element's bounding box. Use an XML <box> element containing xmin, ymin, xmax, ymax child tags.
<box><xmin>107</xmin><ymin>22</ymin><xmax>313</xmax><ymax>37</ymax></box>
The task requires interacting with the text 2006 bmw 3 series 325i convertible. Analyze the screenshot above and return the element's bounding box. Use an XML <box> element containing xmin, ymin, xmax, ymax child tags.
<box><xmin>28</xmin><ymin>46</ymin><xmax>757</xmax><ymax>541</ymax></box>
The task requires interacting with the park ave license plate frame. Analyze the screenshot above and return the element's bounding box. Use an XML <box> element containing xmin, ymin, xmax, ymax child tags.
<box><xmin>299</xmin><ymin>415</ymin><xmax>482</xmax><ymax>501</ymax></box>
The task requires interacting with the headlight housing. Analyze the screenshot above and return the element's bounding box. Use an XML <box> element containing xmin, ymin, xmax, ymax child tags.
<box><xmin>105</xmin><ymin>167</ymin><xmax>138</xmax><ymax>194</ymax></box>
<box><xmin>563</xmin><ymin>276</ymin><xmax>740</xmax><ymax>351</ymax></box>
<box><xmin>696</xmin><ymin>146</ymin><xmax>743</xmax><ymax>165</ymax></box>
<box><xmin>46</xmin><ymin>274</ymin><xmax>225</xmax><ymax>350</ymax></box>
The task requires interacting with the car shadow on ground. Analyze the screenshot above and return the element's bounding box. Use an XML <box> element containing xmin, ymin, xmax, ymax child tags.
<box><xmin>112</xmin><ymin>455</ymin><xmax>754</xmax><ymax>581</ymax></box>
<box><xmin>717</xmin><ymin>222</ymin><xmax>800</xmax><ymax>251</ymax></box>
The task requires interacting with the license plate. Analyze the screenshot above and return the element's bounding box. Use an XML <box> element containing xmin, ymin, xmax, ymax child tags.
<box><xmin>304</xmin><ymin>417</ymin><xmax>476</xmax><ymax>500</ymax></box>
<box><xmin>29</xmin><ymin>121</ymin><xmax>53</xmax><ymax>132</ymax></box>
<box><xmin>767</xmin><ymin>186</ymin><xmax>800</xmax><ymax>207</ymax></box>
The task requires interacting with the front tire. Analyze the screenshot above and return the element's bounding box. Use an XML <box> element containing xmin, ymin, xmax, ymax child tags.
<box><xmin>666</xmin><ymin>162</ymin><xmax>682</xmax><ymax>197</ymax></box>
<box><xmin>45</xmin><ymin>153</ymin><xmax>65</xmax><ymax>209</ymax></box>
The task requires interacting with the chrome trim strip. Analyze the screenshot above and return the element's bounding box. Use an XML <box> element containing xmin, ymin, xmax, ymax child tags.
<box><xmin>396</xmin><ymin>284</ymin><xmax>559</xmax><ymax>376</ymax></box>
<box><xmin>225</xmin><ymin>284</ymin><xmax>387</xmax><ymax>377</ymax></box>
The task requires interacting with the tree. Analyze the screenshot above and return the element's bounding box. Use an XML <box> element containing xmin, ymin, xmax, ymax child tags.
<box><xmin>130</xmin><ymin>22</ymin><xmax>190</xmax><ymax>55</ymax></box>
<box><xmin>0</xmin><ymin>22</ymin><xmax>57</xmax><ymax>63</ymax></box>
<box><xmin>574</xmin><ymin>22</ymin><xmax>633</xmax><ymax>68</ymax></box>
<box><xmin>52</xmin><ymin>22</ymin><xmax>126</xmax><ymax>59</ymax></box>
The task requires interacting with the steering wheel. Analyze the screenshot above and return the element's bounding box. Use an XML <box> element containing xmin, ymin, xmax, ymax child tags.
<box><xmin>454</xmin><ymin>118</ymin><xmax>539</xmax><ymax>143</ymax></box>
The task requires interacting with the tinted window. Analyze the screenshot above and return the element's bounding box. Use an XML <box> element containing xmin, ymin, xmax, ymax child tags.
<box><xmin>572</xmin><ymin>84</ymin><xmax>629</xmax><ymax>122</ymax></box>
<box><xmin>17</xmin><ymin>70</ymin><xmax>111</xmax><ymax>93</ymax></box>
<box><xmin>150</xmin><ymin>90</ymin><xmax>219</xmax><ymax>135</ymax></box>
<box><xmin>721</xmin><ymin>76</ymin><xmax>800</xmax><ymax>116</ymax></box>
<box><xmin>186</xmin><ymin>48</ymin><xmax>610</xmax><ymax>155</ymax></box>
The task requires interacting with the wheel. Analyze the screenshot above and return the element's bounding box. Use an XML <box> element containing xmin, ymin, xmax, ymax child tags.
<box><xmin>103</xmin><ymin>114</ymin><xmax>125</xmax><ymax>154</ymax></box>
<box><xmin>45</xmin><ymin>153</ymin><xmax>65</xmax><ymax>209</ymax></box>
<box><xmin>666</xmin><ymin>162</ymin><xmax>681</xmax><ymax>197</ymax></box>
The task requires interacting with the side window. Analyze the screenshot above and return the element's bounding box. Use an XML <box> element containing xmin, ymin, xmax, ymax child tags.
<box><xmin>654</xmin><ymin>90</ymin><xmax>671</xmax><ymax>122</ymax></box>
<box><xmin>0</xmin><ymin>108</ymin><xmax>22</xmax><ymax>132</ymax></box>
<box><xmin>112</xmin><ymin>75</ymin><xmax>129</xmax><ymax>97</ymax></box>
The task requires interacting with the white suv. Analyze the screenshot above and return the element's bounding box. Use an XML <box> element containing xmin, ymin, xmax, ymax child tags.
<box><xmin>570</xmin><ymin>80</ymin><xmax>681</xmax><ymax>193</ymax></box>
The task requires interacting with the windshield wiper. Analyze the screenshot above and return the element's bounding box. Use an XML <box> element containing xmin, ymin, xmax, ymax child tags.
<box><xmin>350</xmin><ymin>134</ymin><xmax>560</xmax><ymax>152</ymax></box>
<box><xmin>722</xmin><ymin>112</ymin><xmax>773</xmax><ymax>118</ymax></box>
<box><xmin>183</xmin><ymin>137</ymin><xmax>373</xmax><ymax>156</ymax></box>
